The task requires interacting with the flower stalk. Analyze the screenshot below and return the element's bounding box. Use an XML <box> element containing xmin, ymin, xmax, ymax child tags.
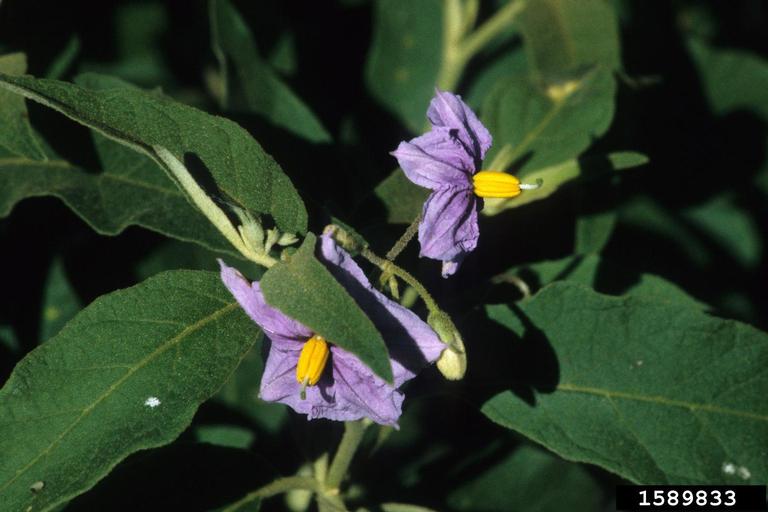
<box><xmin>325</xmin><ymin>420</ymin><xmax>368</xmax><ymax>492</ymax></box>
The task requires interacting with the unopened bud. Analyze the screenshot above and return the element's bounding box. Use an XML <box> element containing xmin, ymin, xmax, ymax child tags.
<box><xmin>428</xmin><ymin>312</ymin><xmax>467</xmax><ymax>380</ymax></box>
<box><xmin>236</xmin><ymin>212</ymin><xmax>265</xmax><ymax>255</ymax></box>
<box><xmin>277</xmin><ymin>232</ymin><xmax>299</xmax><ymax>247</ymax></box>
<box><xmin>323</xmin><ymin>224</ymin><xmax>366</xmax><ymax>255</ymax></box>
<box><xmin>264</xmin><ymin>228</ymin><xmax>280</xmax><ymax>254</ymax></box>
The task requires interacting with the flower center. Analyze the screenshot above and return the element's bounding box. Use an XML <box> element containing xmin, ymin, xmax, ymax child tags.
<box><xmin>296</xmin><ymin>335</ymin><xmax>330</xmax><ymax>397</ymax></box>
<box><xmin>472</xmin><ymin>170</ymin><xmax>522</xmax><ymax>198</ymax></box>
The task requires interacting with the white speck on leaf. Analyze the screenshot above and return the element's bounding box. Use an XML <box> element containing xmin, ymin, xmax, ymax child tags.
<box><xmin>722</xmin><ymin>462</ymin><xmax>736</xmax><ymax>474</ymax></box>
<box><xmin>737</xmin><ymin>466</ymin><xmax>751</xmax><ymax>480</ymax></box>
<box><xmin>30</xmin><ymin>481</ymin><xmax>44</xmax><ymax>493</ymax></box>
<box><xmin>144</xmin><ymin>396</ymin><xmax>161</xmax><ymax>408</ymax></box>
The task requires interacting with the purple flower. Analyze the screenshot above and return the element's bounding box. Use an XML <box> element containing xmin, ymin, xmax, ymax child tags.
<box><xmin>391</xmin><ymin>90</ymin><xmax>523</xmax><ymax>277</ymax></box>
<box><xmin>219</xmin><ymin>234</ymin><xmax>446</xmax><ymax>426</ymax></box>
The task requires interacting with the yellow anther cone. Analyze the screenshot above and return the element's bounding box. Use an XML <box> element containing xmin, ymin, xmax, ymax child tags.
<box><xmin>473</xmin><ymin>171</ymin><xmax>521</xmax><ymax>198</ymax></box>
<box><xmin>296</xmin><ymin>335</ymin><xmax>330</xmax><ymax>386</ymax></box>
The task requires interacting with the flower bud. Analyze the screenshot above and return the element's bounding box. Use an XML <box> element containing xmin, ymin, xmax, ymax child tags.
<box><xmin>428</xmin><ymin>312</ymin><xmax>467</xmax><ymax>380</ymax></box>
<box><xmin>323</xmin><ymin>224</ymin><xmax>366</xmax><ymax>255</ymax></box>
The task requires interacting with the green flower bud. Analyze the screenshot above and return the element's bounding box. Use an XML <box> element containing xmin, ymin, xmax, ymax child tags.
<box><xmin>428</xmin><ymin>311</ymin><xmax>467</xmax><ymax>380</ymax></box>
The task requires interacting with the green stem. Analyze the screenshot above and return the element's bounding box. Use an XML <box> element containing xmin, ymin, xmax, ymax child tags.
<box><xmin>436</xmin><ymin>0</ymin><xmax>466</xmax><ymax>92</ymax></box>
<box><xmin>436</xmin><ymin>0</ymin><xmax>527</xmax><ymax>92</ymax></box>
<box><xmin>325</xmin><ymin>421</ymin><xmax>367</xmax><ymax>491</ymax></box>
<box><xmin>153</xmin><ymin>146</ymin><xmax>277</xmax><ymax>268</ymax></box>
<box><xmin>460</xmin><ymin>0</ymin><xmax>527</xmax><ymax>62</ymax></box>
<box><xmin>221</xmin><ymin>476</ymin><xmax>319</xmax><ymax>512</ymax></box>
<box><xmin>361</xmin><ymin>247</ymin><xmax>441</xmax><ymax>315</ymax></box>
<box><xmin>385</xmin><ymin>213</ymin><xmax>422</xmax><ymax>261</ymax></box>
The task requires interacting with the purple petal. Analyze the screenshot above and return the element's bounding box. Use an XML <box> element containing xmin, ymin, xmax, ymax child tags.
<box><xmin>427</xmin><ymin>89</ymin><xmax>492</xmax><ymax>163</ymax></box>
<box><xmin>391</xmin><ymin>128</ymin><xmax>474</xmax><ymax>189</ymax></box>
<box><xmin>259</xmin><ymin>341</ymin><xmax>338</xmax><ymax>416</ymax></box>
<box><xmin>219</xmin><ymin>260</ymin><xmax>311</xmax><ymax>348</ymax></box>
<box><xmin>259</xmin><ymin>342</ymin><xmax>402</xmax><ymax>425</ymax></box>
<box><xmin>330</xmin><ymin>347</ymin><xmax>404</xmax><ymax>426</ymax></box>
<box><xmin>318</xmin><ymin>235</ymin><xmax>445</xmax><ymax>386</ymax></box>
<box><xmin>418</xmin><ymin>186</ymin><xmax>479</xmax><ymax>267</ymax></box>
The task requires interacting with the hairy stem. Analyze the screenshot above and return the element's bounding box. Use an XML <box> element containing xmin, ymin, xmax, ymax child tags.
<box><xmin>361</xmin><ymin>247</ymin><xmax>441</xmax><ymax>315</ymax></box>
<box><xmin>386</xmin><ymin>213</ymin><xmax>423</xmax><ymax>261</ymax></box>
<box><xmin>325</xmin><ymin>421</ymin><xmax>367</xmax><ymax>491</ymax></box>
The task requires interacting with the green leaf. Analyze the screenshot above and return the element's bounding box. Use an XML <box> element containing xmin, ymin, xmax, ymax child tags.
<box><xmin>365</xmin><ymin>0</ymin><xmax>442</xmax><ymax>132</ymax></box>
<box><xmin>482</xmin><ymin>67</ymin><xmax>616</xmax><ymax>173</ymax></box>
<box><xmin>39</xmin><ymin>259</ymin><xmax>81</xmax><ymax>343</ymax></box>
<box><xmin>260</xmin><ymin>233</ymin><xmax>393</xmax><ymax>383</ymax></box>
<box><xmin>682</xmin><ymin>193</ymin><xmax>762</xmax><ymax>270</ymax></box>
<box><xmin>482</xmin><ymin>0</ymin><xmax>620</xmax><ymax>171</ymax></box>
<box><xmin>574</xmin><ymin>209</ymin><xmax>616</xmax><ymax>254</ymax></box>
<box><xmin>0</xmin><ymin>270</ymin><xmax>258</xmax><ymax>510</ymax></box>
<box><xmin>195</xmin><ymin>425</ymin><xmax>255</xmax><ymax>450</ymax></box>
<box><xmin>45</xmin><ymin>36</ymin><xmax>80</xmax><ymax>80</ymax></box>
<box><xmin>0</xmin><ymin>60</ymin><xmax>228</xmax><ymax>250</ymax></box>
<box><xmin>79</xmin><ymin>3</ymin><xmax>172</xmax><ymax>87</ymax></box>
<box><xmin>0</xmin><ymin>130</ymin><xmax>237</xmax><ymax>255</ymax></box>
<box><xmin>372</xmin><ymin>167</ymin><xmax>430</xmax><ymax>224</ymax></box>
<box><xmin>0</xmin><ymin>71</ymin><xmax>307</xmax><ymax>235</ymax></box>
<box><xmin>499</xmin><ymin>253</ymin><xmax>704</xmax><ymax>309</ymax></box>
<box><xmin>209</xmin><ymin>0</ymin><xmax>331</xmax><ymax>143</ymax></box>
<box><xmin>483</xmin><ymin>152</ymin><xmax>648</xmax><ymax>215</ymax></box>
<box><xmin>482</xmin><ymin>282</ymin><xmax>768</xmax><ymax>484</ymax></box>
<box><xmin>0</xmin><ymin>53</ymin><xmax>47</xmax><ymax>160</ymax></box>
<box><xmin>517</xmin><ymin>0</ymin><xmax>621</xmax><ymax>80</ymax></box>
<box><xmin>447</xmin><ymin>444</ymin><xmax>603</xmax><ymax>512</ymax></box>
<box><xmin>687</xmin><ymin>38</ymin><xmax>768</xmax><ymax>120</ymax></box>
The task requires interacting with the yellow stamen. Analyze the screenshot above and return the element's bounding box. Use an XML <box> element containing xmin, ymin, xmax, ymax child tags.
<box><xmin>296</xmin><ymin>335</ymin><xmax>330</xmax><ymax>388</ymax></box>
<box><xmin>473</xmin><ymin>170</ymin><xmax>521</xmax><ymax>198</ymax></box>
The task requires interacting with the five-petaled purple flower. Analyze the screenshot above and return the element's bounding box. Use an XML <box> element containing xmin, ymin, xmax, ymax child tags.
<box><xmin>219</xmin><ymin>234</ymin><xmax>446</xmax><ymax>426</ymax></box>
<box><xmin>392</xmin><ymin>89</ymin><xmax>523</xmax><ymax>277</ymax></box>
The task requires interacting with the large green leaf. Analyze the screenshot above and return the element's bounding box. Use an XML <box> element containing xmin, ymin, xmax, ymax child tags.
<box><xmin>0</xmin><ymin>131</ymin><xmax>239</xmax><ymax>255</ymax></box>
<box><xmin>481</xmin><ymin>282</ymin><xmax>768</xmax><ymax>484</ymax></box>
<box><xmin>482</xmin><ymin>0</ymin><xmax>620</xmax><ymax>171</ymax></box>
<box><xmin>0</xmin><ymin>270</ymin><xmax>258</xmax><ymax>511</ymax></box>
<box><xmin>482</xmin><ymin>68</ymin><xmax>616</xmax><ymax>173</ymax></box>
<box><xmin>260</xmin><ymin>233</ymin><xmax>393</xmax><ymax>383</ymax></box>
<box><xmin>209</xmin><ymin>0</ymin><xmax>331</xmax><ymax>143</ymax></box>
<box><xmin>1</xmin><ymin>59</ymin><xmax>227</xmax><ymax>249</ymax></box>
<box><xmin>0</xmin><ymin>71</ymin><xmax>307</xmax><ymax>235</ymax></box>
<box><xmin>447</xmin><ymin>444</ymin><xmax>603</xmax><ymax>512</ymax></box>
<box><xmin>365</xmin><ymin>0</ymin><xmax>442</xmax><ymax>132</ymax></box>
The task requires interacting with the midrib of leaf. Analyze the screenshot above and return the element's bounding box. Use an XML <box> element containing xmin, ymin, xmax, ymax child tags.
<box><xmin>556</xmin><ymin>383</ymin><xmax>768</xmax><ymax>423</ymax></box>
<box><xmin>0</xmin><ymin>157</ymin><xmax>70</xmax><ymax>169</ymax></box>
<box><xmin>0</xmin><ymin>156</ymin><xmax>184</xmax><ymax>197</ymax></box>
<box><xmin>0</xmin><ymin>301</ymin><xmax>239</xmax><ymax>496</ymax></box>
<box><xmin>504</xmin><ymin>67</ymin><xmax>602</xmax><ymax>167</ymax></box>
<box><xmin>505</xmin><ymin>96</ymin><xmax>567</xmax><ymax>165</ymax></box>
<box><xmin>0</xmin><ymin>79</ymin><xmax>149</xmax><ymax>157</ymax></box>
